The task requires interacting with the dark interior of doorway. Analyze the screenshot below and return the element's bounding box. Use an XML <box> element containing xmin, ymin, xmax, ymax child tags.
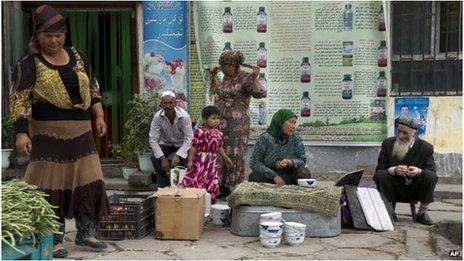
<box><xmin>64</xmin><ymin>9</ymin><xmax>135</xmax><ymax>157</ymax></box>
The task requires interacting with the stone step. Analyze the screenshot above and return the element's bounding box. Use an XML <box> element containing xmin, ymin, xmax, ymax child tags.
<box><xmin>105</xmin><ymin>178</ymin><xmax>463</xmax><ymax>199</ymax></box>
<box><xmin>104</xmin><ymin>176</ymin><xmax>156</xmax><ymax>192</ymax></box>
<box><xmin>2</xmin><ymin>166</ymin><xmax>461</xmax><ymax>199</ymax></box>
<box><xmin>100</xmin><ymin>157</ymin><xmax>124</xmax><ymax>165</ymax></box>
<box><xmin>101</xmin><ymin>165</ymin><xmax>124</xmax><ymax>179</ymax></box>
<box><xmin>318</xmin><ymin>180</ymin><xmax>462</xmax><ymax>200</ymax></box>
<box><xmin>313</xmin><ymin>173</ymin><xmax>462</xmax><ymax>185</ymax></box>
<box><xmin>434</xmin><ymin>183</ymin><xmax>463</xmax><ymax>199</ymax></box>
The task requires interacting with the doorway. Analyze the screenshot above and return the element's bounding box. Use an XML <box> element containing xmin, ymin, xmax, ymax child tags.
<box><xmin>64</xmin><ymin>9</ymin><xmax>136</xmax><ymax>157</ymax></box>
<box><xmin>19</xmin><ymin>2</ymin><xmax>139</xmax><ymax>157</ymax></box>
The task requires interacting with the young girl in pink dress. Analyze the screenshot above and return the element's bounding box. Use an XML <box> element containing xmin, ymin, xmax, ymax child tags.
<box><xmin>179</xmin><ymin>106</ymin><xmax>233</xmax><ymax>203</ymax></box>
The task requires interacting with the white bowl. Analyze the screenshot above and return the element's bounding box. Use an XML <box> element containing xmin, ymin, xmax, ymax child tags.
<box><xmin>284</xmin><ymin>231</ymin><xmax>305</xmax><ymax>238</ymax></box>
<box><xmin>210</xmin><ymin>205</ymin><xmax>230</xmax><ymax>217</ymax></box>
<box><xmin>284</xmin><ymin>226</ymin><xmax>306</xmax><ymax>231</ymax></box>
<box><xmin>211</xmin><ymin>216</ymin><xmax>228</xmax><ymax>225</ymax></box>
<box><xmin>284</xmin><ymin>222</ymin><xmax>306</xmax><ymax>234</ymax></box>
<box><xmin>211</xmin><ymin>204</ymin><xmax>230</xmax><ymax>211</ymax></box>
<box><xmin>260</xmin><ymin>228</ymin><xmax>283</xmax><ymax>237</ymax></box>
<box><xmin>210</xmin><ymin>204</ymin><xmax>230</xmax><ymax>225</ymax></box>
<box><xmin>259</xmin><ymin>235</ymin><xmax>282</xmax><ymax>248</ymax></box>
<box><xmin>284</xmin><ymin>234</ymin><xmax>305</xmax><ymax>247</ymax></box>
<box><xmin>260</xmin><ymin>221</ymin><xmax>283</xmax><ymax>231</ymax></box>
<box><xmin>297</xmin><ymin>178</ymin><xmax>317</xmax><ymax>188</ymax></box>
<box><xmin>210</xmin><ymin>209</ymin><xmax>229</xmax><ymax>217</ymax></box>
<box><xmin>259</xmin><ymin>232</ymin><xmax>282</xmax><ymax>239</ymax></box>
<box><xmin>211</xmin><ymin>211</ymin><xmax>229</xmax><ymax>225</ymax></box>
<box><xmin>284</xmin><ymin>222</ymin><xmax>307</xmax><ymax>230</ymax></box>
<box><xmin>260</xmin><ymin>212</ymin><xmax>282</xmax><ymax>223</ymax></box>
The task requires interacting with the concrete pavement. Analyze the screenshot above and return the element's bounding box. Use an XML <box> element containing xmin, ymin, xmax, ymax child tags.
<box><xmin>3</xmin><ymin>165</ymin><xmax>461</xmax><ymax>259</ymax></box>
<box><xmin>60</xmin><ymin>195</ymin><xmax>462</xmax><ymax>260</ymax></box>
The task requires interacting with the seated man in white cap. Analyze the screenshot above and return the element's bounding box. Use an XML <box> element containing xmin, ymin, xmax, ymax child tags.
<box><xmin>149</xmin><ymin>90</ymin><xmax>193</xmax><ymax>187</ymax></box>
<box><xmin>374</xmin><ymin>117</ymin><xmax>437</xmax><ymax>225</ymax></box>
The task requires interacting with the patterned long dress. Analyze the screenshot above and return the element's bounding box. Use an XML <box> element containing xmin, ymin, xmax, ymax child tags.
<box><xmin>9</xmin><ymin>46</ymin><xmax>108</xmax><ymax>243</ymax></box>
<box><xmin>179</xmin><ymin>125</ymin><xmax>224</xmax><ymax>202</ymax></box>
<box><xmin>211</xmin><ymin>70</ymin><xmax>267</xmax><ymax>189</ymax></box>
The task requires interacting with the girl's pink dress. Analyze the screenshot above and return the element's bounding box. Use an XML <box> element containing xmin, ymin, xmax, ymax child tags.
<box><xmin>179</xmin><ymin>125</ymin><xmax>223</xmax><ymax>202</ymax></box>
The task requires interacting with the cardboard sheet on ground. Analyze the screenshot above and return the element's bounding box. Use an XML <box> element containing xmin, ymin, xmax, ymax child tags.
<box><xmin>356</xmin><ymin>187</ymin><xmax>394</xmax><ymax>231</ymax></box>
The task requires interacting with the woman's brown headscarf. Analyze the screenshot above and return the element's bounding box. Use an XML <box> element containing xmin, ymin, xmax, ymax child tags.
<box><xmin>27</xmin><ymin>4</ymin><xmax>66</xmax><ymax>54</ymax></box>
<box><xmin>219</xmin><ymin>50</ymin><xmax>245</xmax><ymax>67</ymax></box>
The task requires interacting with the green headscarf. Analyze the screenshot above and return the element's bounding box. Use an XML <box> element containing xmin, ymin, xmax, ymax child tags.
<box><xmin>266</xmin><ymin>109</ymin><xmax>297</xmax><ymax>142</ymax></box>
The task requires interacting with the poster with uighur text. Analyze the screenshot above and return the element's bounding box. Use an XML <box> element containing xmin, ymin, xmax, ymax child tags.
<box><xmin>143</xmin><ymin>1</ymin><xmax>189</xmax><ymax>110</ymax></box>
<box><xmin>193</xmin><ymin>1</ymin><xmax>389</xmax><ymax>142</ymax></box>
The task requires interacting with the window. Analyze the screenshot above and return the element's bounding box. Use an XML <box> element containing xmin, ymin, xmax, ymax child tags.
<box><xmin>439</xmin><ymin>2</ymin><xmax>462</xmax><ymax>53</ymax></box>
<box><xmin>391</xmin><ymin>1</ymin><xmax>462</xmax><ymax>96</ymax></box>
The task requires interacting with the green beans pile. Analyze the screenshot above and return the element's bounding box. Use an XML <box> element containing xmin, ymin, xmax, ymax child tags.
<box><xmin>2</xmin><ymin>180</ymin><xmax>61</xmax><ymax>254</ymax></box>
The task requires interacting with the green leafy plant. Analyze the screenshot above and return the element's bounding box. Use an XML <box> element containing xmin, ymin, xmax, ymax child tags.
<box><xmin>124</xmin><ymin>89</ymin><xmax>161</xmax><ymax>153</ymax></box>
<box><xmin>110</xmin><ymin>134</ymin><xmax>139</xmax><ymax>168</ymax></box>
<box><xmin>2</xmin><ymin>117</ymin><xmax>13</xmax><ymax>149</ymax></box>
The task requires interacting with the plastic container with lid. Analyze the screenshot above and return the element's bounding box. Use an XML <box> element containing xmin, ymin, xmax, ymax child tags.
<box><xmin>300</xmin><ymin>91</ymin><xmax>311</xmax><ymax>117</ymax></box>
<box><xmin>223</xmin><ymin>7</ymin><xmax>233</xmax><ymax>33</ymax></box>
<box><xmin>257</xmin><ymin>42</ymin><xmax>267</xmax><ymax>68</ymax></box>
<box><xmin>342</xmin><ymin>74</ymin><xmax>353</xmax><ymax>100</ymax></box>
<box><xmin>257</xmin><ymin>7</ymin><xmax>267</xmax><ymax>33</ymax></box>
<box><xmin>343</xmin><ymin>4</ymin><xmax>353</xmax><ymax>31</ymax></box>
<box><xmin>300</xmin><ymin>57</ymin><xmax>311</xmax><ymax>83</ymax></box>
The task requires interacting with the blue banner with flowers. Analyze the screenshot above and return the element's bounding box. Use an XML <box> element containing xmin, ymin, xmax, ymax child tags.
<box><xmin>143</xmin><ymin>1</ymin><xmax>188</xmax><ymax>110</ymax></box>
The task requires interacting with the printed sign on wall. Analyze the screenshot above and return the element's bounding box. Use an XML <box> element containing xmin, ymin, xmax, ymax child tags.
<box><xmin>193</xmin><ymin>1</ymin><xmax>389</xmax><ymax>142</ymax></box>
<box><xmin>143</xmin><ymin>1</ymin><xmax>189</xmax><ymax>109</ymax></box>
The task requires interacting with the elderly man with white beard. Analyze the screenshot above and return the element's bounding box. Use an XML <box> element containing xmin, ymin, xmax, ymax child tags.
<box><xmin>373</xmin><ymin>117</ymin><xmax>437</xmax><ymax>225</ymax></box>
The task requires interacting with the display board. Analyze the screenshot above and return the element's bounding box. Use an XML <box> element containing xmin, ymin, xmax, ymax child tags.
<box><xmin>193</xmin><ymin>1</ymin><xmax>389</xmax><ymax>142</ymax></box>
<box><xmin>143</xmin><ymin>1</ymin><xmax>189</xmax><ymax>109</ymax></box>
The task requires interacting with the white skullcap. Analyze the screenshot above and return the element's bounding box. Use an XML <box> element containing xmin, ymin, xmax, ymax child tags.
<box><xmin>161</xmin><ymin>90</ymin><xmax>176</xmax><ymax>98</ymax></box>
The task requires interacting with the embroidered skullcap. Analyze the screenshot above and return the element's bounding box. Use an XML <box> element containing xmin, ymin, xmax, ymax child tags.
<box><xmin>219</xmin><ymin>50</ymin><xmax>245</xmax><ymax>66</ymax></box>
<box><xmin>161</xmin><ymin>90</ymin><xmax>176</xmax><ymax>98</ymax></box>
<box><xmin>396</xmin><ymin>116</ymin><xmax>420</xmax><ymax>130</ymax></box>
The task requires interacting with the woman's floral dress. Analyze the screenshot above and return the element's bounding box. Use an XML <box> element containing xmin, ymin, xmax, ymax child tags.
<box><xmin>211</xmin><ymin>70</ymin><xmax>267</xmax><ymax>189</ymax></box>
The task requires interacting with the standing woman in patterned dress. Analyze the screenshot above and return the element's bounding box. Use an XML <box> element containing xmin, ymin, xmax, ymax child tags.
<box><xmin>9</xmin><ymin>5</ymin><xmax>108</xmax><ymax>258</ymax></box>
<box><xmin>209</xmin><ymin>51</ymin><xmax>267</xmax><ymax>197</ymax></box>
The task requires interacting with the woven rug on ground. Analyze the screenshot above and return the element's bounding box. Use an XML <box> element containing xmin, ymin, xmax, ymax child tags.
<box><xmin>227</xmin><ymin>182</ymin><xmax>342</xmax><ymax>217</ymax></box>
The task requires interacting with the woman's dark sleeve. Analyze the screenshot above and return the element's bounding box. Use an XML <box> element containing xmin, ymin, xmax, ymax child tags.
<box><xmin>250</xmin><ymin>134</ymin><xmax>277</xmax><ymax>179</ymax></box>
<box><xmin>291</xmin><ymin>135</ymin><xmax>307</xmax><ymax>169</ymax></box>
<box><xmin>9</xmin><ymin>56</ymin><xmax>35</xmax><ymax>134</ymax></box>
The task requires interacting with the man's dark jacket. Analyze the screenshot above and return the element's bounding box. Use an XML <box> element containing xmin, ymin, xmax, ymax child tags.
<box><xmin>376</xmin><ymin>137</ymin><xmax>436</xmax><ymax>176</ymax></box>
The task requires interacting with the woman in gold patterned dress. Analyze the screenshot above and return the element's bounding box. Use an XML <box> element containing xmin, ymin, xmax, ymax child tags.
<box><xmin>9</xmin><ymin>5</ymin><xmax>108</xmax><ymax>258</ymax></box>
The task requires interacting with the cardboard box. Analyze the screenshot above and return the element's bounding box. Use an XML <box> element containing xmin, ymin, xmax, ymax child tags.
<box><xmin>152</xmin><ymin>187</ymin><xmax>206</xmax><ymax>240</ymax></box>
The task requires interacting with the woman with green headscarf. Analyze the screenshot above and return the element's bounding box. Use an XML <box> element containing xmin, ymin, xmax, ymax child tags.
<box><xmin>249</xmin><ymin>109</ymin><xmax>311</xmax><ymax>185</ymax></box>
